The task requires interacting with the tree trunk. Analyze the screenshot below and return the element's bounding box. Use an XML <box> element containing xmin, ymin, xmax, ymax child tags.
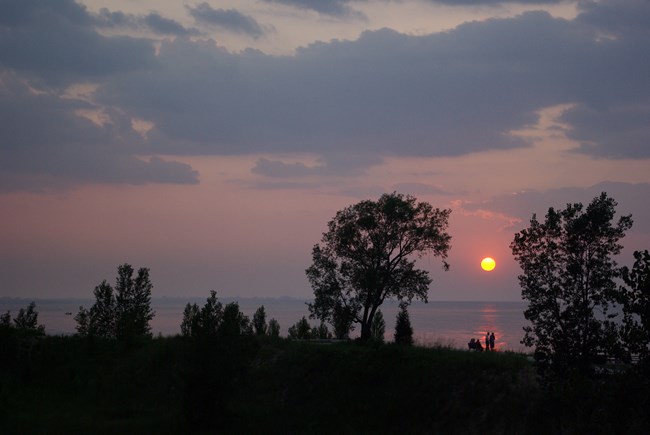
<box><xmin>360</xmin><ymin>321</ymin><xmax>372</xmax><ymax>341</ymax></box>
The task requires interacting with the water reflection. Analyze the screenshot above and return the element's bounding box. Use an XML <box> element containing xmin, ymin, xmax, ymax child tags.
<box><xmin>406</xmin><ymin>301</ymin><xmax>529</xmax><ymax>352</ymax></box>
<box><xmin>476</xmin><ymin>304</ymin><xmax>502</xmax><ymax>351</ymax></box>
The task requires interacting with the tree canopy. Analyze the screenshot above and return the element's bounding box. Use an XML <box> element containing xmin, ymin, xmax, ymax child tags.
<box><xmin>307</xmin><ymin>192</ymin><xmax>451</xmax><ymax>341</ymax></box>
<box><xmin>1</xmin><ymin>301</ymin><xmax>45</xmax><ymax>335</ymax></box>
<box><xmin>620</xmin><ymin>249</ymin><xmax>650</xmax><ymax>366</ymax></box>
<box><xmin>511</xmin><ymin>193</ymin><xmax>633</xmax><ymax>376</ymax></box>
<box><xmin>75</xmin><ymin>263</ymin><xmax>155</xmax><ymax>340</ymax></box>
<box><xmin>180</xmin><ymin>291</ymin><xmax>253</xmax><ymax>339</ymax></box>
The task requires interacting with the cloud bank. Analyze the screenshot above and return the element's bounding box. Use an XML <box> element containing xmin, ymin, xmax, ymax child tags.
<box><xmin>1</xmin><ymin>0</ymin><xmax>649</xmax><ymax>192</ymax></box>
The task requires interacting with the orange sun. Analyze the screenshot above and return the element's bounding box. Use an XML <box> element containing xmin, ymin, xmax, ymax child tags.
<box><xmin>481</xmin><ymin>257</ymin><xmax>496</xmax><ymax>272</ymax></box>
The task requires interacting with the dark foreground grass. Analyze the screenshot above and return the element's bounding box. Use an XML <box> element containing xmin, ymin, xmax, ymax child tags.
<box><xmin>1</xmin><ymin>332</ymin><xmax>649</xmax><ymax>434</ymax></box>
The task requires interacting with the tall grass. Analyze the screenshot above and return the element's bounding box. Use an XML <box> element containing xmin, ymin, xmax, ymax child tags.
<box><xmin>1</xmin><ymin>331</ymin><xmax>648</xmax><ymax>433</ymax></box>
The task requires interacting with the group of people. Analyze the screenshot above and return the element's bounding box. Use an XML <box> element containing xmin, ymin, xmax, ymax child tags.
<box><xmin>468</xmin><ymin>332</ymin><xmax>495</xmax><ymax>352</ymax></box>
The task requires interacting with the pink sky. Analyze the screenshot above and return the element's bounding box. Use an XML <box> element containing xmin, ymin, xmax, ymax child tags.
<box><xmin>1</xmin><ymin>1</ymin><xmax>650</xmax><ymax>301</ymax></box>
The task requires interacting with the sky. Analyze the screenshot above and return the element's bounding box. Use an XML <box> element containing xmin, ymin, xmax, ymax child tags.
<box><xmin>1</xmin><ymin>0</ymin><xmax>649</xmax><ymax>302</ymax></box>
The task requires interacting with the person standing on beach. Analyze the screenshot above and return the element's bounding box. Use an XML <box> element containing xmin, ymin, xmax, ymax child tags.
<box><xmin>485</xmin><ymin>332</ymin><xmax>490</xmax><ymax>351</ymax></box>
<box><xmin>489</xmin><ymin>332</ymin><xmax>495</xmax><ymax>351</ymax></box>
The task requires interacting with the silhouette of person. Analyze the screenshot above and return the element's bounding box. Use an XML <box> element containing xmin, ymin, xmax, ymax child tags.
<box><xmin>475</xmin><ymin>338</ymin><xmax>483</xmax><ymax>352</ymax></box>
<box><xmin>468</xmin><ymin>338</ymin><xmax>476</xmax><ymax>350</ymax></box>
<box><xmin>490</xmin><ymin>332</ymin><xmax>495</xmax><ymax>351</ymax></box>
<box><xmin>485</xmin><ymin>332</ymin><xmax>490</xmax><ymax>351</ymax></box>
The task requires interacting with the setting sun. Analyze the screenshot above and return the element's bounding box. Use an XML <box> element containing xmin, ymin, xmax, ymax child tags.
<box><xmin>481</xmin><ymin>257</ymin><xmax>496</xmax><ymax>272</ymax></box>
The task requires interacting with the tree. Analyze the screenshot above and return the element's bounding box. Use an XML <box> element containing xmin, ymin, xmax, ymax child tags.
<box><xmin>620</xmin><ymin>250</ymin><xmax>650</xmax><ymax>366</ymax></box>
<box><xmin>312</xmin><ymin>322</ymin><xmax>331</xmax><ymax>339</ymax></box>
<box><xmin>75</xmin><ymin>263</ymin><xmax>155</xmax><ymax>340</ymax></box>
<box><xmin>74</xmin><ymin>306</ymin><xmax>89</xmax><ymax>336</ymax></box>
<box><xmin>115</xmin><ymin>264</ymin><xmax>155</xmax><ymax>339</ymax></box>
<box><xmin>4</xmin><ymin>301</ymin><xmax>45</xmax><ymax>334</ymax></box>
<box><xmin>307</xmin><ymin>192</ymin><xmax>451</xmax><ymax>341</ymax></box>
<box><xmin>181</xmin><ymin>302</ymin><xmax>201</xmax><ymax>337</ymax></box>
<box><xmin>87</xmin><ymin>280</ymin><xmax>117</xmax><ymax>338</ymax></box>
<box><xmin>330</xmin><ymin>304</ymin><xmax>354</xmax><ymax>339</ymax></box>
<box><xmin>1</xmin><ymin>311</ymin><xmax>11</xmax><ymax>328</ymax></box>
<box><xmin>268</xmin><ymin>318</ymin><xmax>281</xmax><ymax>338</ymax></box>
<box><xmin>252</xmin><ymin>305</ymin><xmax>268</xmax><ymax>336</ymax></box>
<box><xmin>199</xmin><ymin>290</ymin><xmax>224</xmax><ymax>337</ymax></box>
<box><xmin>510</xmin><ymin>193</ymin><xmax>633</xmax><ymax>376</ymax></box>
<box><xmin>394</xmin><ymin>304</ymin><xmax>413</xmax><ymax>346</ymax></box>
<box><xmin>288</xmin><ymin>316</ymin><xmax>313</xmax><ymax>340</ymax></box>
<box><xmin>370</xmin><ymin>309</ymin><xmax>386</xmax><ymax>342</ymax></box>
<box><xmin>219</xmin><ymin>302</ymin><xmax>252</xmax><ymax>338</ymax></box>
<box><xmin>180</xmin><ymin>291</ymin><xmax>223</xmax><ymax>338</ymax></box>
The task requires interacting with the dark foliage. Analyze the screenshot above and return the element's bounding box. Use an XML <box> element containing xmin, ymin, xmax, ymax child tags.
<box><xmin>620</xmin><ymin>250</ymin><xmax>650</xmax><ymax>367</ymax></box>
<box><xmin>252</xmin><ymin>305</ymin><xmax>268</xmax><ymax>335</ymax></box>
<box><xmin>307</xmin><ymin>192</ymin><xmax>451</xmax><ymax>341</ymax></box>
<box><xmin>370</xmin><ymin>309</ymin><xmax>386</xmax><ymax>342</ymax></box>
<box><xmin>511</xmin><ymin>193</ymin><xmax>633</xmax><ymax>378</ymax></box>
<box><xmin>75</xmin><ymin>264</ymin><xmax>155</xmax><ymax>340</ymax></box>
<box><xmin>268</xmin><ymin>318</ymin><xmax>281</xmax><ymax>338</ymax></box>
<box><xmin>288</xmin><ymin>316</ymin><xmax>313</xmax><ymax>340</ymax></box>
<box><xmin>1</xmin><ymin>333</ymin><xmax>649</xmax><ymax>433</ymax></box>
<box><xmin>3</xmin><ymin>302</ymin><xmax>45</xmax><ymax>335</ymax></box>
<box><xmin>394</xmin><ymin>304</ymin><xmax>413</xmax><ymax>345</ymax></box>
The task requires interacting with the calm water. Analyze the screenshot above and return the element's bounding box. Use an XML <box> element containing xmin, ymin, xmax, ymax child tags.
<box><xmin>0</xmin><ymin>297</ymin><xmax>530</xmax><ymax>352</ymax></box>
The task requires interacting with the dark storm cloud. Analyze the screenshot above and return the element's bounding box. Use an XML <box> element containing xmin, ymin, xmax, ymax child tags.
<box><xmin>144</xmin><ymin>13</ymin><xmax>200</xmax><ymax>36</ymax></box>
<box><xmin>0</xmin><ymin>1</ymin><xmax>197</xmax><ymax>190</ymax></box>
<box><xmin>94</xmin><ymin>8</ymin><xmax>201</xmax><ymax>37</ymax></box>
<box><xmin>2</xmin><ymin>0</ymin><xmax>650</xmax><ymax>192</ymax></box>
<box><xmin>470</xmin><ymin>182</ymin><xmax>650</xmax><ymax>259</ymax></box>
<box><xmin>0</xmin><ymin>0</ymin><xmax>156</xmax><ymax>86</ymax></box>
<box><xmin>577</xmin><ymin>0</ymin><xmax>650</xmax><ymax>38</ymax></box>
<box><xmin>559</xmin><ymin>0</ymin><xmax>650</xmax><ymax>158</ymax></box>
<box><xmin>261</xmin><ymin>0</ymin><xmax>365</xmax><ymax>18</ymax></box>
<box><xmin>100</xmin><ymin>10</ymin><xmax>621</xmax><ymax>160</ymax></box>
<box><xmin>0</xmin><ymin>73</ymin><xmax>199</xmax><ymax>190</ymax></box>
<box><xmin>187</xmin><ymin>3</ymin><xmax>267</xmax><ymax>38</ymax></box>
<box><xmin>470</xmin><ymin>181</ymin><xmax>650</xmax><ymax>234</ymax></box>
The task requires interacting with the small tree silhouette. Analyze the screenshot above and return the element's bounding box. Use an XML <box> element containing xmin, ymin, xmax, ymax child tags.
<box><xmin>394</xmin><ymin>304</ymin><xmax>413</xmax><ymax>346</ymax></box>
<box><xmin>268</xmin><ymin>318</ymin><xmax>281</xmax><ymax>338</ymax></box>
<box><xmin>288</xmin><ymin>316</ymin><xmax>312</xmax><ymax>339</ymax></box>
<box><xmin>252</xmin><ymin>305</ymin><xmax>268</xmax><ymax>335</ymax></box>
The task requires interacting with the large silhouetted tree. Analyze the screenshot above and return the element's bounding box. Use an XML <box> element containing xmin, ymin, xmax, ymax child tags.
<box><xmin>511</xmin><ymin>193</ymin><xmax>632</xmax><ymax>376</ymax></box>
<box><xmin>307</xmin><ymin>192</ymin><xmax>451</xmax><ymax>341</ymax></box>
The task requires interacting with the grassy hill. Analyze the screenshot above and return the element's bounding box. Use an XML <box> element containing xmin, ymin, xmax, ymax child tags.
<box><xmin>1</xmin><ymin>332</ymin><xmax>648</xmax><ymax>434</ymax></box>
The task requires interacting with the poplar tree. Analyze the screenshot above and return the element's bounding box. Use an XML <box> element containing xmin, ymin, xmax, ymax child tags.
<box><xmin>75</xmin><ymin>263</ymin><xmax>155</xmax><ymax>340</ymax></box>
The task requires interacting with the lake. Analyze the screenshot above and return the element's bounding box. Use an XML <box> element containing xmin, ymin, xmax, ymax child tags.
<box><xmin>1</xmin><ymin>297</ymin><xmax>531</xmax><ymax>352</ymax></box>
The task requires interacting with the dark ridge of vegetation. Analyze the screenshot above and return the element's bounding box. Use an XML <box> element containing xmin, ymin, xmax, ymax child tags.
<box><xmin>1</xmin><ymin>330</ymin><xmax>649</xmax><ymax>434</ymax></box>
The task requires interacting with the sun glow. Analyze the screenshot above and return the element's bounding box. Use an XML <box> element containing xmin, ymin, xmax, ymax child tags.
<box><xmin>480</xmin><ymin>257</ymin><xmax>496</xmax><ymax>272</ymax></box>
